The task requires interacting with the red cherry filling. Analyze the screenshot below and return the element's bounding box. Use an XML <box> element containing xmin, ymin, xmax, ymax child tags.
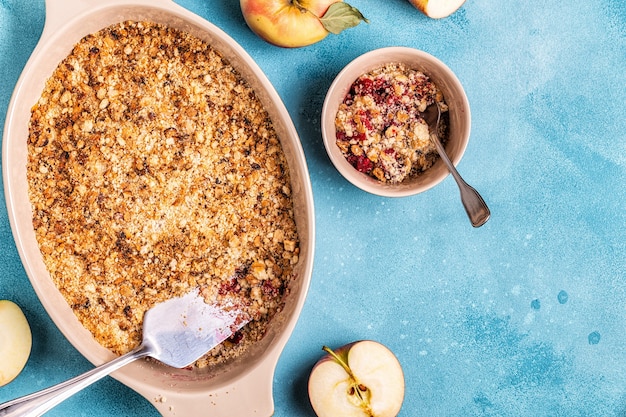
<box><xmin>347</xmin><ymin>154</ymin><xmax>373</xmax><ymax>173</ymax></box>
<box><xmin>227</xmin><ymin>330</ymin><xmax>244</xmax><ymax>344</ymax></box>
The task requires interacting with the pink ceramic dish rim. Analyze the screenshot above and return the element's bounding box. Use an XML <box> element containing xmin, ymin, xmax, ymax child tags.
<box><xmin>2</xmin><ymin>0</ymin><xmax>315</xmax><ymax>416</ymax></box>
<box><xmin>321</xmin><ymin>46</ymin><xmax>472</xmax><ymax>197</ymax></box>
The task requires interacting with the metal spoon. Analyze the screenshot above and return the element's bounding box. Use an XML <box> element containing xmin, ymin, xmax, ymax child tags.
<box><xmin>0</xmin><ymin>290</ymin><xmax>249</xmax><ymax>417</ymax></box>
<box><xmin>424</xmin><ymin>103</ymin><xmax>490</xmax><ymax>227</ymax></box>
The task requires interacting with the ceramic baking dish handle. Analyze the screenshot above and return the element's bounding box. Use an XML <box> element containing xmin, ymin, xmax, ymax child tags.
<box><xmin>149</xmin><ymin>355</ymin><xmax>279</xmax><ymax>417</ymax></box>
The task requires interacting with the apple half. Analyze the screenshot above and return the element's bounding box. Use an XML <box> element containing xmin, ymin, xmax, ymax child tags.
<box><xmin>0</xmin><ymin>300</ymin><xmax>32</xmax><ymax>386</ymax></box>
<box><xmin>409</xmin><ymin>0</ymin><xmax>466</xmax><ymax>19</ymax></box>
<box><xmin>308</xmin><ymin>340</ymin><xmax>405</xmax><ymax>417</ymax></box>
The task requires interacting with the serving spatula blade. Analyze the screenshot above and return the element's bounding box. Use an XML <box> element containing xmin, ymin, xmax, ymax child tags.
<box><xmin>143</xmin><ymin>290</ymin><xmax>249</xmax><ymax>368</ymax></box>
<box><xmin>0</xmin><ymin>289</ymin><xmax>249</xmax><ymax>416</ymax></box>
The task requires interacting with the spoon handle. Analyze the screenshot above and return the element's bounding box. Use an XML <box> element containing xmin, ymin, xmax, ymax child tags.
<box><xmin>455</xmin><ymin>176</ymin><xmax>491</xmax><ymax>227</ymax></box>
<box><xmin>0</xmin><ymin>345</ymin><xmax>152</xmax><ymax>417</ymax></box>
<box><xmin>431</xmin><ymin>133</ymin><xmax>491</xmax><ymax>227</ymax></box>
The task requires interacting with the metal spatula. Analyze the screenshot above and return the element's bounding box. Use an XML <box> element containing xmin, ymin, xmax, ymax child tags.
<box><xmin>0</xmin><ymin>290</ymin><xmax>249</xmax><ymax>417</ymax></box>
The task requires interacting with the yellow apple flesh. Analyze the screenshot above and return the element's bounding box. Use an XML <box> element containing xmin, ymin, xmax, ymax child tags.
<box><xmin>0</xmin><ymin>300</ymin><xmax>32</xmax><ymax>386</ymax></box>
<box><xmin>308</xmin><ymin>340</ymin><xmax>405</xmax><ymax>417</ymax></box>
<box><xmin>240</xmin><ymin>0</ymin><xmax>335</xmax><ymax>48</ymax></box>
<box><xmin>409</xmin><ymin>0</ymin><xmax>466</xmax><ymax>19</ymax></box>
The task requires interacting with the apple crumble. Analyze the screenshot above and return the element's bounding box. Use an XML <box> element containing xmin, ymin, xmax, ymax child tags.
<box><xmin>27</xmin><ymin>21</ymin><xmax>300</xmax><ymax>367</ymax></box>
<box><xmin>335</xmin><ymin>63</ymin><xmax>448</xmax><ymax>183</ymax></box>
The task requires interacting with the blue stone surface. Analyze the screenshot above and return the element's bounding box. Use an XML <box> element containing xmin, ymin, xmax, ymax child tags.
<box><xmin>1</xmin><ymin>0</ymin><xmax>625</xmax><ymax>416</ymax></box>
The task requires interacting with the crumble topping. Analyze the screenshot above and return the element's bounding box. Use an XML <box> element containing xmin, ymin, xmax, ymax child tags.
<box><xmin>27</xmin><ymin>21</ymin><xmax>300</xmax><ymax>366</ymax></box>
<box><xmin>335</xmin><ymin>63</ymin><xmax>449</xmax><ymax>183</ymax></box>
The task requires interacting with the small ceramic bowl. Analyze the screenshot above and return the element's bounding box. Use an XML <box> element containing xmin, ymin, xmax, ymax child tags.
<box><xmin>321</xmin><ymin>47</ymin><xmax>471</xmax><ymax>197</ymax></box>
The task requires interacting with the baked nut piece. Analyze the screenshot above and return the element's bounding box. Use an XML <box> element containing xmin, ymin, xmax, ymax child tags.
<box><xmin>27</xmin><ymin>21</ymin><xmax>300</xmax><ymax>367</ymax></box>
<box><xmin>335</xmin><ymin>63</ymin><xmax>448</xmax><ymax>183</ymax></box>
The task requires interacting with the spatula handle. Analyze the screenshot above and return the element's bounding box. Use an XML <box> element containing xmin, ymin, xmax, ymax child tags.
<box><xmin>0</xmin><ymin>345</ymin><xmax>151</xmax><ymax>417</ymax></box>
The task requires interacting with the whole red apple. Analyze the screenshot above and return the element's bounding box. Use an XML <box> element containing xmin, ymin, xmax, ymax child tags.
<box><xmin>240</xmin><ymin>0</ymin><xmax>368</xmax><ymax>48</ymax></box>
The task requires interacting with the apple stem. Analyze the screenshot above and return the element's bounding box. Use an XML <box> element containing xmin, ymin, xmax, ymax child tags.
<box><xmin>322</xmin><ymin>345</ymin><xmax>354</xmax><ymax>378</ymax></box>
<box><xmin>322</xmin><ymin>346</ymin><xmax>373</xmax><ymax>415</ymax></box>
<box><xmin>289</xmin><ymin>0</ymin><xmax>310</xmax><ymax>15</ymax></box>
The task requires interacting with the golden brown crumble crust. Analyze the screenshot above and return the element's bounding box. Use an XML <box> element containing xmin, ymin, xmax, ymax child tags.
<box><xmin>27</xmin><ymin>21</ymin><xmax>300</xmax><ymax>366</ymax></box>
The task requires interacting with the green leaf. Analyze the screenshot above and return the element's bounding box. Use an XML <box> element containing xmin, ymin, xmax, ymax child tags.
<box><xmin>320</xmin><ymin>2</ymin><xmax>369</xmax><ymax>35</ymax></box>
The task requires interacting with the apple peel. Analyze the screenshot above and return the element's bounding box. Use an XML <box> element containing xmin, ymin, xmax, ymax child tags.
<box><xmin>409</xmin><ymin>0</ymin><xmax>466</xmax><ymax>19</ymax></box>
<box><xmin>309</xmin><ymin>340</ymin><xmax>405</xmax><ymax>417</ymax></box>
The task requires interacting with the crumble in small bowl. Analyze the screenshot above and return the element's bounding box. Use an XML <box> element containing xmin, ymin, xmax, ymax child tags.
<box><xmin>322</xmin><ymin>47</ymin><xmax>471</xmax><ymax>197</ymax></box>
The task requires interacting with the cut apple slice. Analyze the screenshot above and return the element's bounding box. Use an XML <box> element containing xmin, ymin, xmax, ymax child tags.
<box><xmin>410</xmin><ymin>0</ymin><xmax>466</xmax><ymax>19</ymax></box>
<box><xmin>0</xmin><ymin>300</ymin><xmax>32</xmax><ymax>386</ymax></box>
<box><xmin>308</xmin><ymin>340</ymin><xmax>405</xmax><ymax>417</ymax></box>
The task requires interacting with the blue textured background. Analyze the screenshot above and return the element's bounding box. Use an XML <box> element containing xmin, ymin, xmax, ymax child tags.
<box><xmin>1</xmin><ymin>0</ymin><xmax>625</xmax><ymax>416</ymax></box>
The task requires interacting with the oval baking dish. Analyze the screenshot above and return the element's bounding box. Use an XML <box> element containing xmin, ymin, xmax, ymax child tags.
<box><xmin>2</xmin><ymin>0</ymin><xmax>315</xmax><ymax>416</ymax></box>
